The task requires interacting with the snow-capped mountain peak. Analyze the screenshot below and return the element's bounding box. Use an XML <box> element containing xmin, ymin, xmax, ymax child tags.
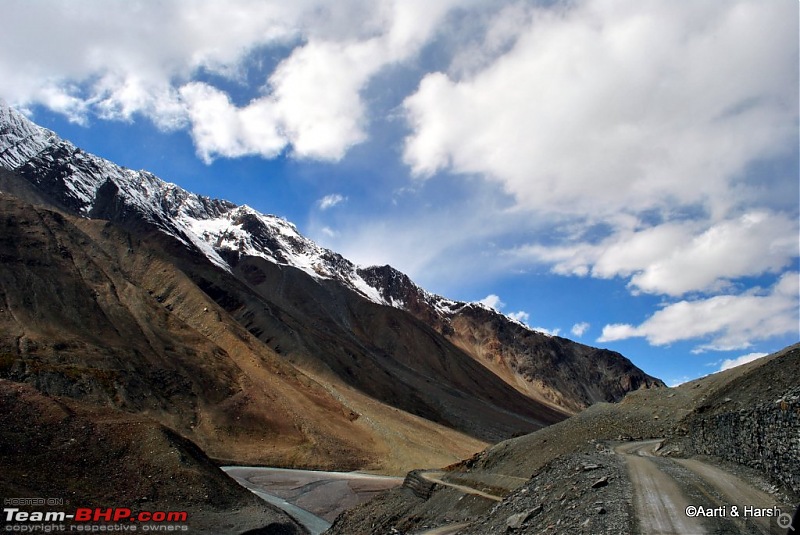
<box><xmin>0</xmin><ymin>102</ymin><xmax>400</xmax><ymax>305</ymax></box>
<box><xmin>0</xmin><ymin>102</ymin><xmax>547</xmax><ymax>328</ymax></box>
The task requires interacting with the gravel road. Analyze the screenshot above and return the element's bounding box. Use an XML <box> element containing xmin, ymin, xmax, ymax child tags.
<box><xmin>419</xmin><ymin>471</ymin><xmax>503</xmax><ymax>502</ymax></box>
<box><xmin>617</xmin><ymin>440</ymin><xmax>709</xmax><ymax>534</ymax></box>
<box><xmin>616</xmin><ymin>440</ymin><xmax>793</xmax><ymax>534</ymax></box>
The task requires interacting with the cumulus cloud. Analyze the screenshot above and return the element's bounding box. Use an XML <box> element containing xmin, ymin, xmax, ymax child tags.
<box><xmin>179</xmin><ymin>83</ymin><xmax>286</xmax><ymax>161</ymax></box>
<box><xmin>598</xmin><ymin>272</ymin><xmax>799</xmax><ymax>351</ymax></box>
<box><xmin>0</xmin><ymin>0</ymin><xmax>465</xmax><ymax>161</ymax></box>
<box><xmin>404</xmin><ymin>0</ymin><xmax>797</xmax><ymax>218</ymax></box>
<box><xmin>474</xmin><ymin>294</ymin><xmax>552</xmax><ymax>332</ymax></box>
<box><xmin>475</xmin><ymin>296</ymin><xmax>535</xmax><ymax>329</ymax></box>
<box><xmin>317</xmin><ymin>194</ymin><xmax>347</xmax><ymax>210</ymax></box>
<box><xmin>571</xmin><ymin>322</ymin><xmax>590</xmax><ymax>337</ymax></box>
<box><xmin>626</xmin><ymin>213</ymin><xmax>798</xmax><ymax>296</ymax></box>
<box><xmin>2</xmin><ymin>0</ymin><xmax>796</xmax><ymax>355</ymax></box>
<box><xmin>0</xmin><ymin>1</ymin><xmax>302</xmax><ymax>120</ymax></box>
<box><xmin>508</xmin><ymin>310</ymin><xmax>530</xmax><ymax>324</ymax></box>
<box><xmin>718</xmin><ymin>352</ymin><xmax>768</xmax><ymax>372</ymax></box>
<box><xmin>532</xmin><ymin>326</ymin><xmax>561</xmax><ymax>337</ymax></box>
<box><xmin>514</xmin><ymin>211</ymin><xmax>799</xmax><ymax>296</ymax></box>
<box><xmin>401</xmin><ymin>0</ymin><xmax>798</xmax><ymax>352</ymax></box>
<box><xmin>478</xmin><ymin>294</ymin><xmax>504</xmax><ymax>310</ymax></box>
<box><xmin>180</xmin><ymin>39</ymin><xmax>375</xmax><ymax>162</ymax></box>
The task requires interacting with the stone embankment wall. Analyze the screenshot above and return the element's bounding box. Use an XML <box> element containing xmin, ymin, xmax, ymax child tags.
<box><xmin>402</xmin><ymin>470</ymin><xmax>436</xmax><ymax>499</ymax></box>
<box><xmin>689</xmin><ymin>386</ymin><xmax>800</xmax><ymax>494</ymax></box>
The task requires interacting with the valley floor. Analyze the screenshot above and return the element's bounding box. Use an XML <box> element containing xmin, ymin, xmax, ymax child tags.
<box><xmin>223</xmin><ymin>467</ymin><xmax>403</xmax><ymax>534</ymax></box>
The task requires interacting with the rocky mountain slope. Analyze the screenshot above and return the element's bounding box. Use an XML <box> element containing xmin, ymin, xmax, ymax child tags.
<box><xmin>0</xmin><ymin>102</ymin><xmax>661</xmax><ymax>475</ymax></box>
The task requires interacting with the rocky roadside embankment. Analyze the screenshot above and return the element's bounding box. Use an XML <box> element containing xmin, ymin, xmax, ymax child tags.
<box><xmin>459</xmin><ymin>447</ymin><xmax>632</xmax><ymax>534</ymax></box>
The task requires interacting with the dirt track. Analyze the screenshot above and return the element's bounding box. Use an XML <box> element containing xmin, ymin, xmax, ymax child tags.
<box><xmin>617</xmin><ymin>440</ymin><xmax>709</xmax><ymax>534</ymax></box>
<box><xmin>419</xmin><ymin>471</ymin><xmax>503</xmax><ymax>502</ymax></box>
<box><xmin>616</xmin><ymin>440</ymin><xmax>793</xmax><ymax>534</ymax></box>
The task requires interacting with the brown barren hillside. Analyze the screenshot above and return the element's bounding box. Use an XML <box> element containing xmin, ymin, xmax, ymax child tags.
<box><xmin>0</xmin><ymin>194</ymin><xmax>485</xmax><ymax>473</ymax></box>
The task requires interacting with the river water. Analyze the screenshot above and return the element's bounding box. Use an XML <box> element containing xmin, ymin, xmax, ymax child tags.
<box><xmin>222</xmin><ymin>466</ymin><xmax>403</xmax><ymax>535</ymax></box>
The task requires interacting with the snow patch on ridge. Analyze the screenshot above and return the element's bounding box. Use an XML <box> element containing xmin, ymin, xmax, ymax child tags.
<box><xmin>0</xmin><ymin>101</ymin><xmax>546</xmax><ymax>332</ymax></box>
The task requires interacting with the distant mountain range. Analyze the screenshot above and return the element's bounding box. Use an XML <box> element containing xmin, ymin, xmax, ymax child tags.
<box><xmin>0</xmin><ymin>102</ymin><xmax>663</xmax><ymax>475</ymax></box>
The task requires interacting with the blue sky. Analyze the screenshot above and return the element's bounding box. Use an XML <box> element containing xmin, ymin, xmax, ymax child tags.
<box><xmin>2</xmin><ymin>0</ymin><xmax>798</xmax><ymax>385</ymax></box>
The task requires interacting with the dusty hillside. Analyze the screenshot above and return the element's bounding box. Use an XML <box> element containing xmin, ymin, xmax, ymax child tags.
<box><xmin>0</xmin><ymin>379</ymin><xmax>304</xmax><ymax>534</ymax></box>
<box><xmin>445</xmin><ymin>305</ymin><xmax>663</xmax><ymax>413</ymax></box>
<box><xmin>227</xmin><ymin>255</ymin><xmax>569</xmax><ymax>442</ymax></box>
<box><xmin>442</xmin><ymin>343</ymin><xmax>799</xmax><ymax>486</ymax></box>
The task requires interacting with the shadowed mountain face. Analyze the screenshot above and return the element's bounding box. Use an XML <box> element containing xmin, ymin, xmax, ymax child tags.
<box><xmin>226</xmin><ymin>255</ymin><xmax>569</xmax><ymax>440</ymax></box>
<box><xmin>357</xmin><ymin>265</ymin><xmax>663</xmax><ymax>413</ymax></box>
<box><xmin>0</xmin><ymin>103</ymin><xmax>663</xmax><ymax>473</ymax></box>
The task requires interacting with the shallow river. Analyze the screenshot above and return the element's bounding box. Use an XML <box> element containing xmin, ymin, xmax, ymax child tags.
<box><xmin>222</xmin><ymin>466</ymin><xmax>403</xmax><ymax>535</ymax></box>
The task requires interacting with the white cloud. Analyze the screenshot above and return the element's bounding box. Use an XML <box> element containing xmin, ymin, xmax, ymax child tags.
<box><xmin>1</xmin><ymin>0</ymin><xmax>796</xmax><ymax>356</ymax></box>
<box><xmin>668</xmin><ymin>376</ymin><xmax>692</xmax><ymax>388</ymax></box>
<box><xmin>447</xmin><ymin>3</ymin><xmax>533</xmax><ymax>79</ymax></box>
<box><xmin>181</xmin><ymin>41</ymin><xmax>375</xmax><ymax>162</ymax></box>
<box><xmin>571</xmin><ymin>322</ymin><xmax>590</xmax><ymax>337</ymax></box>
<box><xmin>514</xmin><ymin>211</ymin><xmax>799</xmax><ymax>297</ymax></box>
<box><xmin>180</xmin><ymin>83</ymin><xmax>286</xmax><ymax>162</ymax></box>
<box><xmin>626</xmin><ymin>212</ymin><xmax>798</xmax><ymax>296</ymax></box>
<box><xmin>532</xmin><ymin>326</ymin><xmax>561</xmax><ymax>337</ymax></box>
<box><xmin>0</xmin><ymin>1</ymin><xmax>304</xmax><ymax>119</ymax></box>
<box><xmin>263</xmin><ymin>39</ymin><xmax>379</xmax><ymax>160</ymax></box>
<box><xmin>478</xmin><ymin>294</ymin><xmax>504</xmax><ymax>310</ymax></box>
<box><xmin>508</xmin><ymin>311</ymin><xmax>530</xmax><ymax>324</ymax></box>
<box><xmin>0</xmin><ymin>0</ymin><xmax>466</xmax><ymax>162</ymax></box>
<box><xmin>318</xmin><ymin>194</ymin><xmax>347</xmax><ymax>210</ymax></box>
<box><xmin>394</xmin><ymin>0</ymin><xmax>799</xmax><ymax>354</ymax></box>
<box><xmin>403</xmin><ymin>0</ymin><xmax>797</xmax><ymax>219</ymax></box>
<box><xmin>598</xmin><ymin>272</ymin><xmax>799</xmax><ymax>351</ymax></box>
<box><xmin>321</xmin><ymin>226</ymin><xmax>339</xmax><ymax>238</ymax></box>
<box><xmin>718</xmin><ymin>352</ymin><xmax>768</xmax><ymax>372</ymax></box>
<box><xmin>475</xmin><ymin>296</ymin><xmax>552</xmax><ymax>333</ymax></box>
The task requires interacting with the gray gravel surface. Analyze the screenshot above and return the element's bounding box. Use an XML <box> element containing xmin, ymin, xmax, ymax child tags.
<box><xmin>458</xmin><ymin>447</ymin><xmax>632</xmax><ymax>534</ymax></box>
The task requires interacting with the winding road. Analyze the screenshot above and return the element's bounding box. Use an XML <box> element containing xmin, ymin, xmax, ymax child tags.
<box><xmin>616</xmin><ymin>440</ymin><xmax>793</xmax><ymax>534</ymax></box>
<box><xmin>419</xmin><ymin>471</ymin><xmax>503</xmax><ymax>502</ymax></box>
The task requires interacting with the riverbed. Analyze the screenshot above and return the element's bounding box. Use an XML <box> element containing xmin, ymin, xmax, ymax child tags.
<box><xmin>222</xmin><ymin>466</ymin><xmax>403</xmax><ymax>535</ymax></box>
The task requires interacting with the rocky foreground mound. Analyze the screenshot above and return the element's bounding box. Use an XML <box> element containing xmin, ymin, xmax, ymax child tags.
<box><xmin>0</xmin><ymin>379</ymin><xmax>304</xmax><ymax>534</ymax></box>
